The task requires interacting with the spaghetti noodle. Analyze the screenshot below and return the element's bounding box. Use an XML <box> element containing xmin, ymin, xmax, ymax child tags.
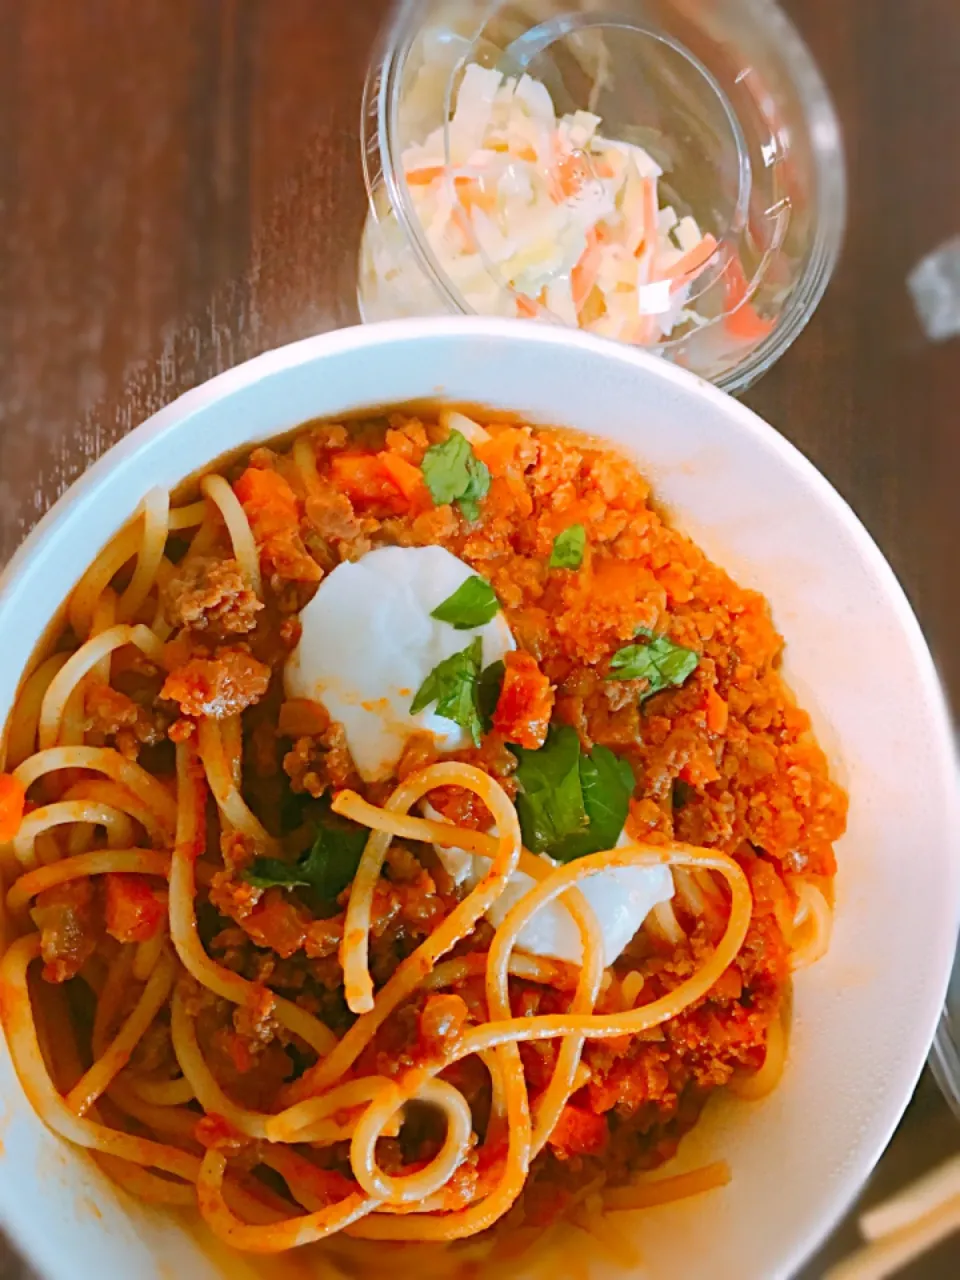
<box><xmin>0</xmin><ymin>410</ymin><xmax>845</xmax><ymax>1268</ymax></box>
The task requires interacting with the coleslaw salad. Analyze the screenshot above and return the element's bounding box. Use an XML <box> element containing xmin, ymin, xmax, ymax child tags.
<box><xmin>392</xmin><ymin>63</ymin><xmax>726</xmax><ymax>345</ymax></box>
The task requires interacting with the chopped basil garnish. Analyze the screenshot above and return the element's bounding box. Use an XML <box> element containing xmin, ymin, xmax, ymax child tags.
<box><xmin>512</xmin><ymin>724</ymin><xmax>585</xmax><ymax>853</ymax></box>
<box><xmin>672</xmin><ymin>778</ymin><xmax>693</xmax><ymax>810</ymax></box>
<box><xmin>569</xmin><ymin>745</ymin><xmax>636</xmax><ymax>861</ymax></box>
<box><xmin>421</xmin><ymin>430</ymin><xmax>491</xmax><ymax>522</ymax></box>
<box><xmin>549</xmin><ymin>524</ymin><xmax>586</xmax><ymax>570</ymax></box>
<box><xmin>478</xmin><ymin>659</ymin><xmax>506</xmax><ymax>731</ymax></box>
<box><xmin>512</xmin><ymin>725</ymin><xmax>634</xmax><ymax>863</ymax></box>
<box><xmin>243</xmin><ymin>801</ymin><xmax>368</xmax><ymax>902</ymax></box>
<box><xmin>431</xmin><ymin>576</ymin><xmax>499</xmax><ymax>630</ymax></box>
<box><xmin>410</xmin><ymin>636</ymin><xmax>485</xmax><ymax>746</ymax></box>
<box><xmin>608</xmin><ymin>632</ymin><xmax>699</xmax><ymax>700</ymax></box>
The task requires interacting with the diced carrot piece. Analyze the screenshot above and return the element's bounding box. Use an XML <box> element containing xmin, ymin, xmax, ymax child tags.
<box><xmin>235</xmin><ymin>466</ymin><xmax>320</xmax><ymax>585</ymax></box>
<box><xmin>548</xmin><ymin>1104</ymin><xmax>608</xmax><ymax>1158</ymax></box>
<box><xmin>242</xmin><ymin>891</ymin><xmax>309</xmax><ymax>960</ymax></box>
<box><xmin>329</xmin><ymin>454</ymin><xmax>394</xmax><ymax>505</ymax></box>
<box><xmin>0</xmin><ymin>774</ymin><xmax>26</xmax><ymax>843</ymax></box>
<box><xmin>105</xmin><ymin>873</ymin><xmax>165</xmax><ymax>944</ymax></box>
<box><xmin>493</xmin><ymin>651</ymin><xmax>555</xmax><ymax>750</ymax></box>
<box><xmin>379</xmin><ymin>452</ymin><xmax>432</xmax><ymax>512</ymax></box>
<box><xmin>516</xmin><ymin>294</ymin><xmax>540</xmax><ymax>319</ymax></box>
<box><xmin>475</xmin><ymin>427</ymin><xmax>530</xmax><ymax>478</ymax></box>
<box><xmin>705</xmin><ymin>687</ymin><xmax>729</xmax><ymax>735</ymax></box>
<box><xmin>234</xmin><ymin>467</ymin><xmax>300</xmax><ymax>539</ymax></box>
<box><xmin>328</xmin><ymin>453</ymin><xmax>421</xmax><ymax>515</ymax></box>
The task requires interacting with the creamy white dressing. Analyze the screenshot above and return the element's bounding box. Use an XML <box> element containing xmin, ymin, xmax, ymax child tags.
<box><xmin>285</xmin><ymin>546</ymin><xmax>514</xmax><ymax>782</ymax></box>
<box><xmin>423</xmin><ymin>804</ymin><xmax>674</xmax><ymax>967</ymax></box>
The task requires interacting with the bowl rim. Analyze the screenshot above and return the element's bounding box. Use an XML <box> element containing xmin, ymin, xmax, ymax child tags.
<box><xmin>0</xmin><ymin>316</ymin><xmax>957</xmax><ymax>1279</ymax></box>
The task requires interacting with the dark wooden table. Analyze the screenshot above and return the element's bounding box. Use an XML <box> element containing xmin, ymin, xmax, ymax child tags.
<box><xmin>1</xmin><ymin>1</ymin><xmax>958</xmax><ymax>1276</ymax></box>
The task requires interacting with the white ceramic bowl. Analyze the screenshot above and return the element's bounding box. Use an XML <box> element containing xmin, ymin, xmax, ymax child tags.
<box><xmin>0</xmin><ymin>318</ymin><xmax>957</xmax><ymax>1280</ymax></box>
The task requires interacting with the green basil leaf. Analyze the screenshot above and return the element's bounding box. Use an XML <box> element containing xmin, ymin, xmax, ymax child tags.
<box><xmin>431</xmin><ymin>576</ymin><xmax>500</xmax><ymax>630</ymax></box>
<box><xmin>279</xmin><ymin>788</ymin><xmax>310</xmax><ymax>834</ymax></box>
<box><xmin>421</xmin><ymin>431</ymin><xmax>491</xmax><ymax>522</ymax></box>
<box><xmin>410</xmin><ymin>636</ymin><xmax>484</xmax><ymax>747</ymax></box>
<box><xmin>243</xmin><ymin>801</ymin><xmax>368</xmax><ymax>902</ymax></box>
<box><xmin>243</xmin><ymin>857</ymin><xmax>309</xmax><ymax>890</ymax></box>
<box><xmin>549</xmin><ymin>524</ymin><xmax>586</xmax><ymax>570</ymax></box>
<box><xmin>478</xmin><ymin>659</ymin><xmax>506</xmax><ymax>731</ymax></box>
<box><xmin>551</xmin><ymin>745</ymin><xmax>635</xmax><ymax>864</ymax></box>
<box><xmin>512</xmin><ymin>727</ymin><xmax>636</xmax><ymax>862</ymax></box>
<box><xmin>608</xmin><ymin>634</ymin><xmax>699</xmax><ymax>700</ymax></box>
<box><xmin>512</xmin><ymin>725</ymin><xmax>586</xmax><ymax>854</ymax></box>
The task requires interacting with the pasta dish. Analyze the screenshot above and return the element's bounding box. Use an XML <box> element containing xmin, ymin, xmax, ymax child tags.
<box><xmin>0</xmin><ymin>408</ymin><xmax>846</xmax><ymax>1270</ymax></box>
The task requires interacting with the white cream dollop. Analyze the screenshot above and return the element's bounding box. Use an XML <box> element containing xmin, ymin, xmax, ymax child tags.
<box><xmin>285</xmin><ymin>546</ymin><xmax>514</xmax><ymax>781</ymax></box>
<box><xmin>424</xmin><ymin>804</ymin><xmax>674</xmax><ymax>967</ymax></box>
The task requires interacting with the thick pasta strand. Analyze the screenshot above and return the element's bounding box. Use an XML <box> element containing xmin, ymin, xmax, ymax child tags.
<box><xmin>167</xmin><ymin>500</ymin><xmax>209</xmax><ymax>532</ymax></box>
<box><xmin>196</xmin><ymin>719</ymin><xmax>277</xmax><ymax>853</ymax></box>
<box><xmin>66</xmin><ymin>949</ymin><xmax>178</xmax><ymax>1116</ymax></box>
<box><xmin>265</xmin><ymin>1079</ymin><xmax>405</xmax><ymax>1144</ymax></box>
<box><xmin>119</xmin><ymin>1073</ymin><xmax>195</xmax><ymax>1107</ymax></box>
<box><xmin>292</xmin><ymin>765</ymin><xmax>523</xmax><ymax>1094</ymax></box>
<box><xmin>68</xmin><ymin>523</ymin><xmax>142</xmax><ymax>640</ymax></box>
<box><xmin>14</xmin><ymin>746</ymin><xmax>177</xmax><ymax>838</ymax></box>
<box><xmin>170</xmin><ymin>984</ymin><xmax>272</xmax><ymax>1140</ymax></box>
<box><xmin>91</xmin><ymin>943</ymin><xmax>137</xmax><ymax>1060</ymax></box>
<box><xmin>789</xmin><ymin>880</ymin><xmax>833</xmax><ymax>971</ymax></box>
<box><xmin>61</xmin><ymin>777</ymin><xmax>169</xmax><ymax>849</ymax></box>
<box><xmin>38</xmin><ymin>624</ymin><xmax>165</xmax><ymax>751</ymax></box>
<box><xmin>118</xmin><ymin>488</ymin><xmax>170</xmax><ymax>623</ymax></box>
<box><xmin>4</xmin><ymin>653</ymin><xmax>70</xmax><ymax>770</ymax></box>
<box><xmin>201</xmin><ymin>475</ymin><xmax>262</xmax><ymax>598</ymax></box>
<box><xmin>7</xmin><ymin>849</ymin><xmax>170</xmax><ymax>914</ymax></box>
<box><xmin>12</xmin><ymin>802</ymin><xmax>137</xmax><ymax>871</ymax></box>
<box><xmin>95</xmin><ymin>1152</ymin><xmax>197</xmax><ymax>1206</ymax></box>
<box><xmin>168</xmin><ymin>740</ymin><xmax>335</xmax><ymax>1057</ymax></box>
<box><xmin>603</xmin><ymin>1161</ymin><xmax>732</xmax><ymax>1212</ymax></box>
<box><xmin>196</xmin><ymin>1150</ymin><xmax>376</xmax><ymax>1253</ymax></box>
<box><xmin>728</xmin><ymin>1008</ymin><xmax>788</xmax><ymax>1102</ymax></box>
<box><xmin>0</xmin><ymin>936</ymin><xmax>202</xmax><ymax>1181</ymax></box>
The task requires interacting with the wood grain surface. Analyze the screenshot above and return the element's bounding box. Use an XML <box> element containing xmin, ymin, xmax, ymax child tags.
<box><xmin>1</xmin><ymin>1</ymin><xmax>958</xmax><ymax>1277</ymax></box>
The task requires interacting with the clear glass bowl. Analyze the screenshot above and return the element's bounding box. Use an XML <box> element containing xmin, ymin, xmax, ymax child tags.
<box><xmin>359</xmin><ymin>0</ymin><xmax>847</xmax><ymax>394</ymax></box>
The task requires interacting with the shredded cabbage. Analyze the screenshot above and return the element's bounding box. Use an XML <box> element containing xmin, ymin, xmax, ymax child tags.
<box><xmin>395</xmin><ymin>65</ymin><xmax>718</xmax><ymax>345</ymax></box>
